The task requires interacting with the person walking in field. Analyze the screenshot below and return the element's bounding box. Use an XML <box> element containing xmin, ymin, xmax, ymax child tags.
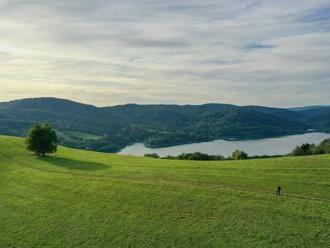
<box><xmin>276</xmin><ymin>186</ymin><xmax>282</xmax><ymax>196</ymax></box>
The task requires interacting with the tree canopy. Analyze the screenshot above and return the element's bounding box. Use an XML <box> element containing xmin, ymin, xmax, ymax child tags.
<box><xmin>26</xmin><ymin>123</ymin><xmax>58</xmax><ymax>156</ymax></box>
<box><xmin>291</xmin><ymin>139</ymin><xmax>330</xmax><ymax>156</ymax></box>
<box><xmin>231</xmin><ymin>150</ymin><xmax>248</xmax><ymax>160</ymax></box>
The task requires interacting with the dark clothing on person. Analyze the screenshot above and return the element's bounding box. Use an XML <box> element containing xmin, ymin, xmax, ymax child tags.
<box><xmin>276</xmin><ymin>186</ymin><xmax>282</xmax><ymax>195</ymax></box>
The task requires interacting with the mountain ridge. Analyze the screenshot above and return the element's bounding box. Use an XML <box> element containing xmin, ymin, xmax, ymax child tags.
<box><xmin>0</xmin><ymin>97</ymin><xmax>329</xmax><ymax>152</ymax></box>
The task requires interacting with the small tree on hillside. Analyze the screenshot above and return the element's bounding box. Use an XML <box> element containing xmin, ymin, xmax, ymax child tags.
<box><xmin>26</xmin><ymin>123</ymin><xmax>58</xmax><ymax>156</ymax></box>
<box><xmin>231</xmin><ymin>150</ymin><xmax>248</xmax><ymax>160</ymax></box>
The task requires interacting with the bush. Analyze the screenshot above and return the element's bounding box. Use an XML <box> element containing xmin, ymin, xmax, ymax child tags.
<box><xmin>176</xmin><ymin>152</ymin><xmax>225</xmax><ymax>161</ymax></box>
<box><xmin>144</xmin><ymin>153</ymin><xmax>160</xmax><ymax>159</ymax></box>
<box><xmin>26</xmin><ymin>123</ymin><xmax>58</xmax><ymax>156</ymax></box>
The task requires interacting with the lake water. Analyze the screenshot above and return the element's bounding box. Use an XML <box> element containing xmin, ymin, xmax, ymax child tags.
<box><xmin>118</xmin><ymin>132</ymin><xmax>330</xmax><ymax>157</ymax></box>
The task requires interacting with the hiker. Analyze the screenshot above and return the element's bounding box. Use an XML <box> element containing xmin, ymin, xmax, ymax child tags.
<box><xmin>276</xmin><ymin>186</ymin><xmax>282</xmax><ymax>196</ymax></box>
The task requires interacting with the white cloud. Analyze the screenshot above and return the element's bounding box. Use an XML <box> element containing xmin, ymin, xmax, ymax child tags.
<box><xmin>0</xmin><ymin>0</ymin><xmax>329</xmax><ymax>107</ymax></box>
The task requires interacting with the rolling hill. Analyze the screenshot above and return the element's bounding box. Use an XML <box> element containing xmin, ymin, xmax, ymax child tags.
<box><xmin>0</xmin><ymin>98</ymin><xmax>329</xmax><ymax>153</ymax></box>
<box><xmin>0</xmin><ymin>135</ymin><xmax>329</xmax><ymax>247</ymax></box>
<box><xmin>292</xmin><ymin>107</ymin><xmax>330</xmax><ymax>132</ymax></box>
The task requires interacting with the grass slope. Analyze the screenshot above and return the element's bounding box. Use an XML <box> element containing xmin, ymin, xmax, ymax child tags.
<box><xmin>0</xmin><ymin>135</ymin><xmax>329</xmax><ymax>247</ymax></box>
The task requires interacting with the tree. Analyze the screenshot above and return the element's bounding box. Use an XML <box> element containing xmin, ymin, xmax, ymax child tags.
<box><xmin>291</xmin><ymin>146</ymin><xmax>305</xmax><ymax>156</ymax></box>
<box><xmin>231</xmin><ymin>150</ymin><xmax>248</xmax><ymax>160</ymax></box>
<box><xmin>300</xmin><ymin>143</ymin><xmax>311</xmax><ymax>155</ymax></box>
<box><xmin>26</xmin><ymin>123</ymin><xmax>58</xmax><ymax>156</ymax></box>
<box><xmin>320</xmin><ymin>139</ymin><xmax>330</xmax><ymax>154</ymax></box>
<box><xmin>309</xmin><ymin>144</ymin><xmax>324</xmax><ymax>155</ymax></box>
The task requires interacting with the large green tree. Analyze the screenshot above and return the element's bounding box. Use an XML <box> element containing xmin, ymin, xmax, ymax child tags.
<box><xmin>26</xmin><ymin>123</ymin><xmax>58</xmax><ymax>156</ymax></box>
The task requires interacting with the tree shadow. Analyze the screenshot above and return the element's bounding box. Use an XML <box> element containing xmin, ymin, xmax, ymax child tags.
<box><xmin>37</xmin><ymin>157</ymin><xmax>108</xmax><ymax>171</ymax></box>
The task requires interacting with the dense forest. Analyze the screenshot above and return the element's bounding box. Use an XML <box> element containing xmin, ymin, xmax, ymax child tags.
<box><xmin>0</xmin><ymin>98</ymin><xmax>329</xmax><ymax>152</ymax></box>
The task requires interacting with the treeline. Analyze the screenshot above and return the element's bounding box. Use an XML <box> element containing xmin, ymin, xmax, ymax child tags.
<box><xmin>291</xmin><ymin>138</ymin><xmax>330</xmax><ymax>156</ymax></box>
<box><xmin>145</xmin><ymin>150</ymin><xmax>249</xmax><ymax>161</ymax></box>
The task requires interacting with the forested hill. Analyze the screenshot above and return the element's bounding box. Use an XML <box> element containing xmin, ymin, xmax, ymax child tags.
<box><xmin>0</xmin><ymin>97</ymin><xmax>329</xmax><ymax>152</ymax></box>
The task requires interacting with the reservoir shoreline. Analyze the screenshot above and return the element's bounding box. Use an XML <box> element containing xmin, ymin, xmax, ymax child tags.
<box><xmin>119</xmin><ymin>132</ymin><xmax>330</xmax><ymax>157</ymax></box>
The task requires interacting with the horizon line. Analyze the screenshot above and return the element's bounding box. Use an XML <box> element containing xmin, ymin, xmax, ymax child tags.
<box><xmin>1</xmin><ymin>96</ymin><xmax>329</xmax><ymax>109</ymax></box>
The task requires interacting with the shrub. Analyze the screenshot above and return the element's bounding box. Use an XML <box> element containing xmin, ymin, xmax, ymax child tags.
<box><xmin>144</xmin><ymin>153</ymin><xmax>160</xmax><ymax>159</ymax></box>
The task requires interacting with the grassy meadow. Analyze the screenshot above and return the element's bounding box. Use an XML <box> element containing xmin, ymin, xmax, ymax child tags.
<box><xmin>0</xmin><ymin>135</ymin><xmax>329</xmax><ymax>247</ymax></box>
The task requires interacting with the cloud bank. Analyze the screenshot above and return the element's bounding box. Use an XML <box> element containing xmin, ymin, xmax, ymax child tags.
<box><xmin>0</xmin><ymin>0</ymin><xmax>329</xmax><ymax>106</ymax></box>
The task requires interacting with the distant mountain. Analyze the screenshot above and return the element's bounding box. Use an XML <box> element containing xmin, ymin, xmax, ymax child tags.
<box><xmin>294</xmin><ymin>107</ymin><xmax>330</xmax><ymax>132</ymax></box>
<box><xmin>290</xmin><ymin>105</ymin><xmax>330</xmax><ymax>111</ymax></box>
<box><xmin>0</xmin><ymin>98</ymin><xmax>329</xmax><ymax>152</ymax></box>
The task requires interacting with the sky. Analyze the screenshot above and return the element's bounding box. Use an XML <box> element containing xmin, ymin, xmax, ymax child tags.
<box><xmin>0</xmin><ymin>0</ymin><xmax>329</xmax><ymax>107</ymax></box>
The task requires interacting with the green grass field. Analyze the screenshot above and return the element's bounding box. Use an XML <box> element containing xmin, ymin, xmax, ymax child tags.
<box><xmin>0</xmin><ymin>135</ymin><xmax>329</xmax><ymax>247</ymax></box>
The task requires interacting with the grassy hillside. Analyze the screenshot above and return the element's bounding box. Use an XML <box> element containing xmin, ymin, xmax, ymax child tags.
<box><xmin>0</xmin><ymin>135</ymin><xmax>329</xmax><ymax>247</ymax></box>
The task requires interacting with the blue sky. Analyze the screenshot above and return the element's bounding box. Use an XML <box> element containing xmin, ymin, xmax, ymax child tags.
<box><xmin>0</xmin><ymin>0</ymin><xmax>329</xmax><ymax>107</ymax></box>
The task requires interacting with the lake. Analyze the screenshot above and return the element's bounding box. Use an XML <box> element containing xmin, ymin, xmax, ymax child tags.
<box><xmin>118</xmin><ymin>132</ymin><xmax>330</xmax><ymax>157</ymax></box>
